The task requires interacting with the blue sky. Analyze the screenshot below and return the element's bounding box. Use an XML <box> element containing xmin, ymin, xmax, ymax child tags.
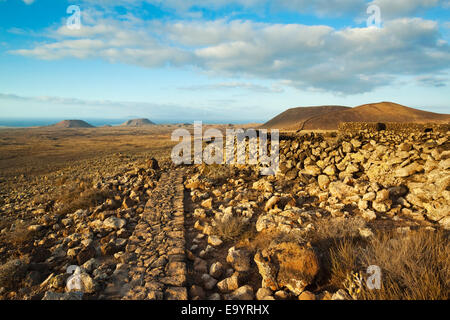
<box><xmin>0</xmin><ymin>0</ymin><xmax>449</xmax><ymax>123</ymax></box>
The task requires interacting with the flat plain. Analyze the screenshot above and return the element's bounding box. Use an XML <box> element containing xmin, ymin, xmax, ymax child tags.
<box><xmin>0</xmin><ymin>123</ymin><xmax>448</xmax><ymax>301</ymax></box>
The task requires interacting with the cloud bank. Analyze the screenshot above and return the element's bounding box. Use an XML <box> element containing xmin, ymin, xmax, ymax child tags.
<box><xmin>11</xmin><ymin>9</ymin><xmax>450</xmax><ymax>94</ymax></box>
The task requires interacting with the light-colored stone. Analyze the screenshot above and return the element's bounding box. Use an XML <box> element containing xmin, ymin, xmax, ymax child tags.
<box><xmin>303</xmin><ymin>165</ymin><xmax>321</xmax><ymax>176</ymax></box>
<box><xmin>264</xmin><ymin>196</ymin><xmax>280</xmax><ymax>211</ymax></box>
<box><xmin>165</xmin><ymin>287</ymin><xmax>188</xmax><ymax>300</ymax></box>
<box><xmin>372</xmin><ymin>200</ymin><xmax>392</xmax><ymax>213</ymax></box>
<box><xmin>359</xmin><ymin>227</ymin><xmax>374</xmax><ymax>238</ymax></box>
<box><xmin>395</xmin><ymin>162</ymin><xmax>423</xmax><ymax>177</ymax></box>
<box><xmin>208</xmin><ymin>235</ymin><xmax>223</xmax><ymax>247</ymax></box>
<box><xmin>318</xmin><ymin>175</ymin><xmax>330</xmax><ymax>190</ymax></box>
<box><xmin>103</xmin><ymin>216</ymin><xmax>126</xmax><ymax>230</ymax></box>
<box><xmin>226</xmin><ymin>247</ymin><xmax>251</xmax><ymax>272</ymax></box>
<box><xmin>362</xmin><ymin>210</ymin><xmax>377</xmax><ymax>221</ymax></box>
<box><xmin>209</xmin><ymin>262</ymin><xmax>224</xmax><ymax>278</ymax></box>
<box><xmin>298</xmin><ymin>291</ymin><xmax>316</xmax><ymax>300</ymax></box>
<box><xmin>323</xmin><ymin>165</ymin><xmax>337</xmax><ymax>176</ymax></box>
<box><xmin>226</xmin><ymin>285</ymin><xmax>254</xmax><ymax>300</ymax></box>
<box><xmin>201</xmin><ymin>198</ymin><xmax>213</xmax><ymax>209</ymax></box>
<box><xmin>256</xmin><ymin>288</ymin><xmax>273</xmax><ymax>300</ymax></box>
<box><xmin>439</xmin><ymin>216</ymin><xmax>450</xmax><ymax>230</ymax></box>
<box><xmin>217</xmin><ymin>274</ymin><xmax>239</xmax><ymax>293</ymax></box>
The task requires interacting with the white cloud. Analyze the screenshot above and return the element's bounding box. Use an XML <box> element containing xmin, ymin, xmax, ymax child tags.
<box><xmin>0</xmin><ymin>92</ymin><xmax>259</xmax><ymax>121</ymax></box>
<box><xmin>274</xmin><ymin>0</ymin><xmax>365</xmax><ymax>16</ymax></box>
<box><xmin>10</xmin><ymin>10</ymin><xmax>450</xmax><ymax>94</ymax></box>
<box><xmin>22</xmin><ymin>0</ymin><xmax>35</xmax><ymax>4</ymax></box>
<box><xmin>0</xmin><ymin>92</ymin><xmax>123</xmax><ymax>106</ymax></box>
<box><xmin>77</xmin><ymin>0</ymin><xmax>448</xmax><ymax>17</ymax></box>
<box><xmin>416</xmin><ymin>75</ymin><xmax>448</xmax><ymax>87</ymax></box>
<box><xmin>369</xmin><ymin>0</ymin><xmax>443</xmax><ymax>18</ymax></box>
<box><xmin>181</xmin><ymin>82</ymin><xmax>285</xmax><ymax>93</ymax></box>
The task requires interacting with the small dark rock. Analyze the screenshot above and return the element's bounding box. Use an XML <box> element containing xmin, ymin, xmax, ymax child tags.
<box><xmin>77</xmin><ymin>246</ymin><xmax>96</xmax><ymax>265</ymax></box>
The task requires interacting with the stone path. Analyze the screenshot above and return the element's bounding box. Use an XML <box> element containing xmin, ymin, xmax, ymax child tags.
<box><xmin>103</xmin><ymin>168</ymin><xmax>188</xmax><ymax>300</ymax></box>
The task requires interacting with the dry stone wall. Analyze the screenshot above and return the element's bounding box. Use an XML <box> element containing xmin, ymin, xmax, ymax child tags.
<box><xmin>338</xmin><ymin>122</ymin><xmax>450</xmax><ymax>133</ymax></box>
<box><xmin>278</xmin><ymin>129</ymin><xmax>450</xmax><ymax>228</ymax></box>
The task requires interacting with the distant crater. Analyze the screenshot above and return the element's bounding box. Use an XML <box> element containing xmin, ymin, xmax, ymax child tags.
<box><xmin>50</xmin><ymin>120</ymin><xmax>95</xmax><ymax>128</ymax></box>
<box><xmin>121</xmin><ymin>118</ymin><xmax>155</xmax><ymax>127</ymax></box>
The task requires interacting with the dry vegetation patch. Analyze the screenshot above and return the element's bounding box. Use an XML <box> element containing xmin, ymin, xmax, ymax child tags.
<box><xmin>329</xmin><ymin>229</ymin><xmax>449</xmax><ymax>300</ymax></box>
<box><xmin>199</xmin><ymin>164</ymin><xmax>237</xmax><ymax>184</ymax></box>
<box><xmin>0</xmin><ymin>258</ymin><xmax>28</xmax><ymax>290</ymax></box>
<box><xmin>212</xmin><ymin>216</ymin><xmax>251</xmax><ymax>242</ymax></box>
<box><xmin>55</xmin><ymin>187</ymin><xmax>115</xmax><ymax>216</ymax></box>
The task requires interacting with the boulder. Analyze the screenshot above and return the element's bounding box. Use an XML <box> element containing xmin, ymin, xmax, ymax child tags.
<box><xmin>201</xmin><ymin>198</ymin><xmax>213</xmax><ymax>209</ymax></box>
<box><xmin>264</xmin><ymin>196</ymin><xmax>280</xmax><ymax>211</ymax></box>
<box><xmin>201</xmin><ymin>274</ymin><xmax>218</xmax><ymax>290</ymax></box>
<box><xmin>208</xmin><ymin>236</ymin><xmax>223</xmax><ymax>247</ymax></box>
<box><xmin>395</xmin><ymin>162</ymin><xmax>423</xmax><ymax>177</ymax></box>
<box><xmin>298</xmin><ymin>291</ymin><xmax>316</xmax><ymax>300</ymax></box>
<box><xmin>103</xmin><ymin>217</ymin><xmax>126</xmax><ymax>230</ymax></box>
<box><xmin>303</xmin><ymin>165</ymin><xmax>321</xmax><ymax>176</ymax></box>
<box><xmin>252</xmin><ymin>179</ymin><xmax>273</xmax><ymax>193</ymax></box>
<box><xmin>209</xmin><ymin>262</ymin><xmax>224</xmax><ymax>279</ymax></box>
<box><xmin>225</xmin><ymin>285</ymin><xmax>254</xmax><ymax>300</ymax></box>
<box><xmin>254</xmin><ymin>242</ymin><xmax>320</xmax><ymax>296</ymax></box>
<box><xmin>318</xmin><ymin>175</ymin><xmax>330</xmax><ymax>190</ymax></box>
<box><xmin>256</xmin><ymin>288</ymin><xmax>273</xmax><ymax>300</ymax></box>
<box><xmin>217</xmin><ymin>274</ymin><xmax>239</xmax><ymax>293</ymax></box>
<box><xmin>329</xmin><ymin>181</ymin><xmax>356</xmax><ymax>201</ymax></box>
<box><xmin>226</xmin><ymin>247</ymin><xmax>251</xmax><ymax>272</ymax></box>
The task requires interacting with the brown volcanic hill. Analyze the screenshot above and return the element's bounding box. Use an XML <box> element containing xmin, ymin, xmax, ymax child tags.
<box><xmin>264</xmin><ymin>102</ymin><xmax>450</xmax><ymax>131</ymax></box>
<box><xmin>261</xmin><ymin>105</ymin><xmax>350</xmax><ymax>130</ymax></box>
<box><xmin>302</xmin><ymin>102</ymin><xmax>450</xmax><ymax>130</ymax></box>
<box><xmin>51</xmin><ymin>120</ymin><xmax>95</xmax><ymax>128</ymax></box>
<box><xmin>121</xmin><ymin>118</ymin><xmax>155</xmax><ymax>127</ymax></box>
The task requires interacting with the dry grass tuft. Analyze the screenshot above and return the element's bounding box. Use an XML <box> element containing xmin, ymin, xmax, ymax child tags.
<box><xmin>212</xmin><ymin>216</ymin><xmax>250</xmax><ymax>241</ymax></box>
<box><xmin>359</xmin><ymin>230</ymin><xmax>449</xmax><ymax>300</ymax></box>
<box><xmin>56</xmin><ymin>187</ymin><xmax>114</xmax><ymax>216</ymax></box>
<box><xmin>329</xmin><ymin>229</ymin><xmax>449</xmax><ymax>300</ymax></box>
<box><xmin>0</xmin><ymin>258</ymin><xmax>28</xmax><ymax>289</ymax></box>
<box><xmin>312</xmin><ymin>216</ymin><xmax>366</xmax><ymax>241</ymax></box>
<box><xmin>199</xmin><ymin>164</ymin><xmax>236</xmax><ymax>184</ymax></box>
<box><xmin>329</xmin><ymin>239</ymin><xmax>362</xmax><ymax>290</ymax></box>
<box><xmin>4</xmin><ymin>221</ymin><xmax>35</xmax><ymax>246</ymax></box>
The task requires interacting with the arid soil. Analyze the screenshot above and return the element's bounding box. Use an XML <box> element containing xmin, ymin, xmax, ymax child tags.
<box><xmin>0</xmin><ymin>125</ymin><xmax>448</xmax><ymax>300</ymax></box>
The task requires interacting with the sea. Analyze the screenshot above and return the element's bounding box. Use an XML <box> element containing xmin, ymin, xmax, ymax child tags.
<box><xmin>0</xmin><ymin>118</ymin><xmax>128</xmax><ymax>128</ymax></box>
<box><xmin>0</xmin><ymin>118</ymin><xmax>258</xmax><ymax>128</ymax></box>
